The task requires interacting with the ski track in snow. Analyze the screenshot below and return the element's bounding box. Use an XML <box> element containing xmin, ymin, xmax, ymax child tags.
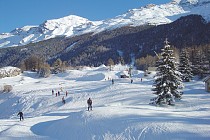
<box><xmin>0</xmin><ymin>65</ymin><xmax>210</xmax><ymax>140</ymax></box>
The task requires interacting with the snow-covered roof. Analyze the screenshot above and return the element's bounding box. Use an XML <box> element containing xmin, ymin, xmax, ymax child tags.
<box><xmin>120</xmin><ymin>71</ymin><xmax>129</xmax><ymax>76</ymax></box>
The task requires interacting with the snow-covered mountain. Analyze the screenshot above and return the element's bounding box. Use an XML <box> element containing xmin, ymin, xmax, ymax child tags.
<box><xmin>0</xmin><ymin>0</ymin><xmax>210</xmax><ymax>48</ymax></box>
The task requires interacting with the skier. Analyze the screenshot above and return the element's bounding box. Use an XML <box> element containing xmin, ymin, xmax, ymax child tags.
<box><xmin>87</xmin><ymin>98</ymin><xmax>92</xmax><ymax>111</ymax></box>
<box><xmin>66</xmin><ymin>91</ymin><xmax>68</xmax><ymax>97</ymax></box>
<box><xmin>112</xmin><ymin>79</ymin><xmax>114</xmax><ymax>85</ymax></box>
<box><xmin>131</xmin><ymin>79</ymin><xmax>133</xmax><ymax>83</ymax></box>
<box><xmin>17</xmin><ymin>111</ymin><xmax>24</xmax><ymax>121</ymax></box>
<box><xmin>62</xmin><ymin>96</ymin><xmax>66</xmax><ymax>104</ymax></box>
<box><xmin>52</xmin><ymin>89</ymin><xmax>54</xmax><ymax>95</ymax></box>
<box><xmin>58</xmin><ymin>91</ymin><xmax>60</xmax><ymax>96</ymax></box>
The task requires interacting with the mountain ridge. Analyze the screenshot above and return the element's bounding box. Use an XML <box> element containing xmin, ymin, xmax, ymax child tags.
<box><xmin>0</xmin><ymin>14</ymin><xmax>210</xmax><ymax>68</ymax></box>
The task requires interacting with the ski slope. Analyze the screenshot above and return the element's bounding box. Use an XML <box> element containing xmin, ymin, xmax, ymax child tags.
<box><xmin>0</xmin><ymin>65</ymin><xmax>210</xmax><ymax>140</ymax></box>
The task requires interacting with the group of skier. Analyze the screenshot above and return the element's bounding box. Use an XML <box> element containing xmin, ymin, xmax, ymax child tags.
<box><xmin>52</xmin><ymin>89</ymin><xmax>69</xmax><ymax>104</ymax></box>
<box><xmin>17</xmin><ymin>96</ymin><xmax>93</xmax><ymax>121</ymax></box>
<box><xmin>17</xmin><ymin>76</ymin><xmax>144</xmax><ymax>121</ymax></box>
<box><xmin>52</xmin><ymin>89</ymin><xmax>92</xmax><ymax>110</ymax></box>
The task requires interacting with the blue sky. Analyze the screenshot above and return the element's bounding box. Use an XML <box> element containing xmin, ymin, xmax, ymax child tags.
<box><xmin>0</xmin><ymin>0</ymin><xmax>171</xmax><ymax>33</ymax></box>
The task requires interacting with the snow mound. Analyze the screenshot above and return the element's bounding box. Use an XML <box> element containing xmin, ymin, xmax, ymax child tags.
<box><xmin>0</xmin><ymin>66</ymin><xmax>21</xmax><ymax>78</ymax></box>
<box><xmin>76</xmin><ymin>73</ymin><xmax>106</xmax><ymax>81</ymax></box>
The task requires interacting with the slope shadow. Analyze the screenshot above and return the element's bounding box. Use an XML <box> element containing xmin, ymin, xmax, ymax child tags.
<box><xmin>31</xmin><ymin>110</ymin><xmax>210</xmax><ymax>140</ymax></box>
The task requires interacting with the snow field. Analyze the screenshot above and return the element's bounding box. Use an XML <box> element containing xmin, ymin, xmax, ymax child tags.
<box><xmin>0</xmin><ymin>65</ymin><xmax>210</xmax><ymax>140</ymax></box>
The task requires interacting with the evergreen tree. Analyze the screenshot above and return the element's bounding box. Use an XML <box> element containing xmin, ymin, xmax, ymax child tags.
<box><xmin>199</xmin><ymin>51</ymin><xmax>209</xmax><ymax>78</ymax></box>
<box><xmin>152</xmin><ymin>39</ymin><xmax>183</xmax><ymax>105</ymax></box>
<box><xmin>191</xmin><ymin>49</ymin><xmax>201</xmax><ymax>76</ymax></box>
<box><xmin>179</xmin><ymin>49</ymin><xmax>193</xmax><ymax>82</ymax></box>
<box><xmin>53</xmin><ymin>58</ymin><xmax>62</xmax><ymax>74</ymax></box>
<box><xmin>191</xmin><ymin>49</ymin><xmax>209</xmax><ymax>78</ymax></box>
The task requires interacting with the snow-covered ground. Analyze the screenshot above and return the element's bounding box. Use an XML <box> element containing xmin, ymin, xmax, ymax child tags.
<box><xmin>0</xmin><ymin>65</ymin><xmax>210</xmax><ymax>140</ymax></box>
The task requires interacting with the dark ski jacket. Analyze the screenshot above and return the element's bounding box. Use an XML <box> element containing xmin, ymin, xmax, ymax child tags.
<box><xmin>17</xmin><ymin>112</ymin><xmax>23</xmax><ymax>116</ymax></box>
<box><xmin>87</xmin><ymin>98</ymin><xmax>92</xmax><ymax>105</ymax></box>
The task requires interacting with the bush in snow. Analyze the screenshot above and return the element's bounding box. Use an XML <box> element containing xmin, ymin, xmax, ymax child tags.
<box><xmin>3</xmin><ymin>85</ymin><xmax>13</xmax><ymax>92</ymax></box>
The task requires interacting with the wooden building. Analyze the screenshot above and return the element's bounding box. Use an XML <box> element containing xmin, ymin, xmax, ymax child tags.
<box><xmin>203</xmin><ymin>76</ymin><xmax>210</xmax><ymax>92</ymax></box>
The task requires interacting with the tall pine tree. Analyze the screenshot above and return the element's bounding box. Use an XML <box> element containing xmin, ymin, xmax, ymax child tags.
<box><xmin>52</xmin><ymin>58</ymin><xmax>63</xmax><ymax>74</ymax></box>
<box><xmin>152</xmin><ymin>39</ymin><xmax>183</xmax><ymax>105</ymax></box>
<box><xmin>179</xmin><ymin>49</ymin><xmax>193</xmax><ymax>82</ymax></box>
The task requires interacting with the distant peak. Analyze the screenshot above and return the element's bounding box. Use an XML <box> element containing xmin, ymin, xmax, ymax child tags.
<box><xmin>179</xmin><ymin>0</ymin><xmax>210</xmax><ymax>5</ymax></box>
<box><xmin>181</xmin><ymin>0</ymin><xmax>199</xmax><ymax>4</ymax></box>
<box><xmin>45</xmin><ymin>15</ymin><xmax>89</xmax><ymax>23</ymax></box>
<box><xmin>144</xmin><ymin>4</ymin><xmax>156</xmax><ymax>8</ymax></box>
<box><xmin>171</xmin><ymin>0</ymin><xmax>181</xmax><ymax>4</ymax></box>
<box><xmin>41</xmin><ymin>15</ymin><xmax>91</xmax><ymax>31</ymax></box>
<box><xmin>10</xmin><ymin>25</ymin><xmax>37</xmax><ymax>34</ymax></box>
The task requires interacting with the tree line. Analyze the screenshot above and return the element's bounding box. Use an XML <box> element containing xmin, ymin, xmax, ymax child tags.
<box><xmin>19</xmin><ymin>56</ymin><xmax>67</xmax><ymax>78</ymax></box>
<box><xmin>135</xmin><ymin>43</ymin><xmax>210</xmax><ymax>79</ymax></box>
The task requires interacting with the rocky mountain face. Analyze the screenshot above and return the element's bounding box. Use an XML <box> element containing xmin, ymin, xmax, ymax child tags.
<box><xmin>0</xmin><ymin>15</ymin><xmax>210</xmax><ymax>67</ymax></box>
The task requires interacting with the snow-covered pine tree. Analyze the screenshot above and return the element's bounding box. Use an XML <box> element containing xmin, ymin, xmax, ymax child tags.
<box><xmin>179</xmin><ymin>49</ymin><xmax>193</xmax><ymax>82</ymax></box>
<box><xmin>152</xmin><ymin>39</ymin><xmax>183</xmax><ymax>105</ymax></box>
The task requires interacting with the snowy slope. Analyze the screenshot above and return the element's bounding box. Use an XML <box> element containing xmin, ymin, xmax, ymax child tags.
<box><xmin>0</xmin><ymin>64</ymin><xmax>210</xmax><ymax>140</ymax></box>
<box><xmin>0</xmin><ymin>0</ymin><xmax>210</xmax><ymax>48</ymax></box>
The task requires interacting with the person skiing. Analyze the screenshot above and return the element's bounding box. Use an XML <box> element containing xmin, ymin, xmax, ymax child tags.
<box><xmin>62</xmin><ymin>96</ymin><xmax>66</xmax><ymax>104</ymax></box>
<box><xmin>131</xmin><ymin>79</ymin><xmax>133</xmax><ymax>83</ymax></box>
<box><xmin>66</xmin><ymin>91</ymin><xmax>68</xmax><ymax>97</ymax></box>
<box><xmin>17</xmin><ymin>111</ymin><xmax>24</xmax><ymax>121</ymax></box>
<box><xmin>112</xmin><ymin>79</ymin><xmax>114</xmax><ymax>85</ymax></box>
<box><xmin>87</xmin><ymin>98</ymin><xmax>92</xmax><ymax>111</ymax></box>
<box><xmin>52</xmin><ymin>89</ymin><xmax>54</xmax><ymax>95</ymax></box>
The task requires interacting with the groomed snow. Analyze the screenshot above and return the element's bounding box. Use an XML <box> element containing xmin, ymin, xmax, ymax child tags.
<box><xmin>0</xmin><ymin>65</ymin><xmax>210</xmax><ymax>140</ymax></box>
